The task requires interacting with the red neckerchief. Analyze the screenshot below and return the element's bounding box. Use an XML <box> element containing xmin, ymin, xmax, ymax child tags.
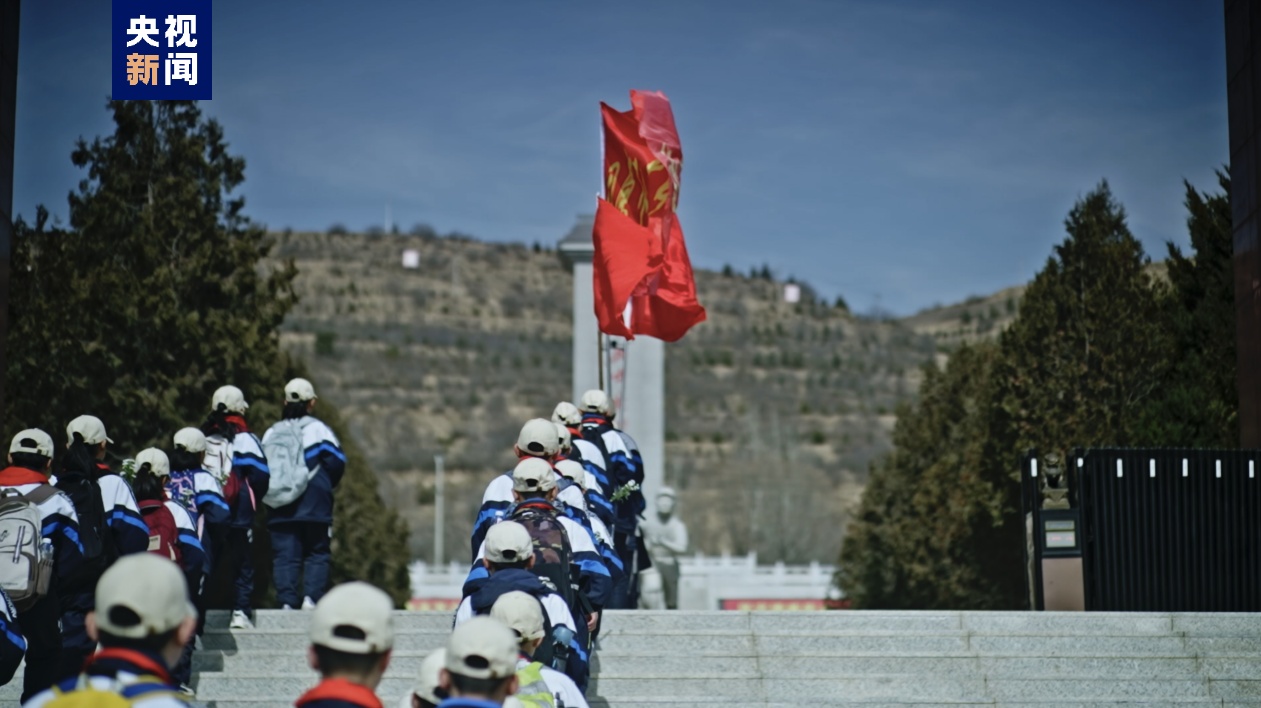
<box><xmin>138</xmin><ymin>498</ymin><xmax>167</xmax><ymax>511</ymax></box>
<box><xmin>295</xmin><ymin>678</ymin><xmax>383</xmax><ymax>708</ymax></box>
<box><xmin>582</xmin><ymin>415</ymin><xmax>608</xmax><ymax>427</ymax></box>
<box><xmin>87</xmin><ymin>647</ymin><xmax>174</xmax><ymax>685</ymax></box>
<box><xmin>565</xmin><ymin>425</ymin><xmax>582</xmax><ymax>437</ymax></box>
<box><xmin>0</xmin><ymin>466</ymin><xmax>51</xmax><ymax>486</ymax></box>
<box><xmin>225</xmin><ymin>415</ymin><xmax>250</xmax><ymax>433</ymax></box>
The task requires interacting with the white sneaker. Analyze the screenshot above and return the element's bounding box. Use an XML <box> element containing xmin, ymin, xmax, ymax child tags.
<box><xmin>301</xmin><ymin>596</ymin><xmax>316</xmax><ymax>610</ymax></box>
<box><xmin>229</xmin><ymin>610</ymin><xmax>254</xmax><ymax>629</ymax></box>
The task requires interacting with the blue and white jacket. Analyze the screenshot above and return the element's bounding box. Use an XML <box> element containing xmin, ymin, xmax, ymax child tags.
<box><xmin>165</xmin><ymin>468</ymin><xmax>229</xmax><ymax>573</ymax></box>
<box><xmin>454</xmin><ymin>567</ymin><xmax>590</xmax><ymax>693</ymax></box>
<box><xmin>562</xmin><ymin>443</ymin><xmax>615</xmax><ymax>529</ymax></box>
<box><xmin>95</xmin><ymin>469</ymin><xmax>150</xmax><ymax>556</ymax></box>
<box><xmin>263</xmin><ymin>416</ymin><xmax>347</xmax><ymax>526</ymax></box>
<box><xmin>0</xmin><ymin>466</ymin><xmax>86</xmax><ymax>607</ymax></box>
<box><xmin>469</xmin><ymin>463</ymin><xmax>593</xmax><ymax>562</ymax></box>
<box><xmin>165</xmin><ymin>501</ymin><xmax>207</xmax><ymax>594</ymax></box>
<box><xmin>223</xmin><ymin>416</ymin><xmax>269</xmax><ymax>528</ymax></box>
<box><xmin>465</xmin><ymin>502</ymin><xmax>613</xmax><ymax>611</ymax></box>
<box><xmin>580</xmin><ymin>414</ymin><xmax>645</xmax><ymax>533</ymax></box>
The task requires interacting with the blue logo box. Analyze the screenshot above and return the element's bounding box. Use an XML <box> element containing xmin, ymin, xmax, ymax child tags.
<box><xmin>112</xmin><ymin>0</ymin><xmax>212</xmax><ymax>100</ymax></box>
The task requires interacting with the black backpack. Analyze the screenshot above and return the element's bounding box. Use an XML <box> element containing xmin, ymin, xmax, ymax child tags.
<box><xmin>56</xmin><ymin>472</ymin><xmax>119</xmax><ymax>587</ymax></box>
<box><xmin>508</xmin><ymin>502</ymin><xmax>578</xmax><ymax>611</ymax></box>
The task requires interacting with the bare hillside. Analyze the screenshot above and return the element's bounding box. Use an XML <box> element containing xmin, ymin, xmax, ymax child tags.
<box><xmin>268</xmin><ymin>230</ymin><xmax>937</xmax><ymax>564</ymax></box>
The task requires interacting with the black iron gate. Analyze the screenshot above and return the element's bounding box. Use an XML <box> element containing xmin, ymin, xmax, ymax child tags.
<box><xmin>1022</xmin><ymin>448</ymin><xmax>1261</xmax><ymax>611</ymax></box>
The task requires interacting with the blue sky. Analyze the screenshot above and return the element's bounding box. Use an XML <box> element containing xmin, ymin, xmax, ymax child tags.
<box><xmin>16</xmin><ymin>0</ymin><xmax>1227</xmax><ymax>316</ymax></box>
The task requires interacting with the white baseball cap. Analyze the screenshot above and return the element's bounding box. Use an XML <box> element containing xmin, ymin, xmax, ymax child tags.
<box><xmin>212</xmin><ymin>385</ymin><xmax>249</xmax><ymax>414</ymax></box>
<box><xmin>551</xmin><ymin>402</ymin><xmax>581</xmax><ymax>426</ymax></box>
<box><xmin>579</xmin><ymin>389</ymin><xmax>609</xmax><ymax>414</ymax></box>
<box><xmin>95</xmin><ymin>554</ymin><xmax>196</xmax><ymax>639</ymax></box>
<box><xmin>411</xmin><ymin>648</ymin><xmax>447</xmax><ymax>705</ymax></box>
<box><xmin>491</xmin><ymin>591</ymin><xmax>545</xmax><ymax>642</ymax></box>
<box><xmin>67</xmin><ymin>415</ymin><xmax>112</xmax><ymax>445</ymax></box>
<box><xmin>445</xmin><ymin>616</ymin><xmax>519</xmax><ymax>680</ymax></box>
<box><xmin>285</xmin><ymin>377</ymin><xmax>318</xmax><ymax>402</ymax></box>
<box><xmin>9</xmin><ymin>429</ymin><xmax>53</xmax><ymax>458</ymax></box>
<box><xmin>554</xmin><ymin>423</ymin><xmax>572</xmax><ymax>452</ymax></box>
<box><xmin>554</xmin><ymin>459</ymin><xmax>586</xmax><ymax>489</ymax></box>
<box><xmin>485</xmin><ymin>521</ymin><xmax>534</xmax><ymax>565</ymax></box>
<box><xmin>135</xmin><ymin>448</ymin><xmax>171</xmax><ymax>477</ymax></box>
<box><xmin>516</xmin><ymin>419</ymin><xmax>558</xmax><ymax>458</ymax></box>
<box><xmin>310</xmin><ymin>581</ymin><xmax>395</xmax><ymax>655</ymax></box>
<box><xmin>173</xmin><ymin>427</ymin><xmax>207</xmax><ymax>454</ymax></box>
<box><xmin>512</xmin><ymin>457</ymin><xmax>556</xmax><ymax>494</ymax></box>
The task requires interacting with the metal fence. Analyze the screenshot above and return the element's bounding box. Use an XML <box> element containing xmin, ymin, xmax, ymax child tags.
<box><xmin>1023</xmin><ymin>448</ymin><xmax>1261</xmax><ymax>611</ymax></box>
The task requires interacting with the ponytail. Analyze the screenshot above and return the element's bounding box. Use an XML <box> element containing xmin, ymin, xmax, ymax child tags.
<box><xmin>132</xmin><ymin>467</ymin><xmax>165</xmax><ymax>502</ymax></box>
<box><xmin>282</xmin><ymin>401</ymin><xmax>308</xmax><ymax>420</ymax></box>
<box><xmin>202</xmin><ymin>403</ymin><xmax>238</xmax><ymax>438</ymax></box>
<box><xmin>169</xmin><ymin>448</ymin><xmax>202</xmax><ymax>472</ymax></box>
<box><xmin>59</xmin><ymin>432</ymin><xmax>98</xmax><ymax>479</ymax></box>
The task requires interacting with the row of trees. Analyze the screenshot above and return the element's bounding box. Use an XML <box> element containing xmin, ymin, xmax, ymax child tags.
<box><xmin>7</xmin><ymin>101</ymin><xmax>410</xmax><ymax>604</ymax></box>
<box><xmin>838</xmin><ymin>175</ymin><xmax>1236</xmax><ymax>609</ymax></box>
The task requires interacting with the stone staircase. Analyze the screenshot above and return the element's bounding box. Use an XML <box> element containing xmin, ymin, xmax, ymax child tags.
<box><xmin>6</xmin><ymin>610</ymin><xmax>1261</xmax><ymax>706</ymax></box>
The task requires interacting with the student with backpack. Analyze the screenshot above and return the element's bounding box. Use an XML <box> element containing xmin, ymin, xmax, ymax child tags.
<box><xmin>552</xmin><ymin>425</ymin><xmax>614</xmax><ymax>531</ymax></box>
<box><xmin>576</xmin><ymin>392</ymin><xmax>645</xmax><ymax>610</ymax></box>
<box><xmin>132</xmin><ymin>450</ymin><xmax>206</xmax><ymax>593</ymax></box>
<box><xmin>0</xmin><ymin>429</ymin><xmax>85</xmax><ymax>701</ymax></box>
<box><xmin>465</xmin><ymin>459</ymin><xmax>611</xmax><ymax>637</ymax></box>
<box><xmin>167</xmin><ymin>428</ymin><xmax>231</xmax><ymax>571</ymax></box>
<box><xmin>262</xmin><ymin>378</ymin><xmax>347</xmax><ymax>611</ymax></box>
<box><xmin>201</xmin><ymin>385</ymin><xmax>269</xmax><ymax>630</ymax></box>
<box><xmin>550</xmin><ymin>403</ymin><xmax>611</xmax><ymax>502</ymax></box>
<box><xmin>453</xmin><ymin>522</ymin><xmax>588</xmax><ymax>694</ymax></box>
<box><xmin>553</xmin><ymin>460</ymin><xmax>624</xmax><ymax>585</ymax></box>
<box><xmin>470</xmin><ymin>420</ymin><xmax>594</xmax><ymax>563</ymax></box>
<box><xmin>22</xmin><ymin>553</ymin><xmax>199</xmax><ymax>708</ymax></box>
<box><xmin>55</xmin><ymin>416</ymin><xmax>149</xmax><ymax>684</ymax></box>
<box><xmin>165</xmin><ymin>429</ymin><xmax>229</xmax><ymax>689</ymax></box>
<box><xmin>490</xmin><ymin>591</ymin><xmax>589</xmax><ymax>708</ymax></box>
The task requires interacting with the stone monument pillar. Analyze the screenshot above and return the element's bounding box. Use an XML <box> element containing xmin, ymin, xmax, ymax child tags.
<box><xmin>558</xmin><ymin>215</ymin><xmax>664</xmax><ymax>501</ymax></box>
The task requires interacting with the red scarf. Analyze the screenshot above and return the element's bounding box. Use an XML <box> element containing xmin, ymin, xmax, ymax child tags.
<box><xmin>0</xmin><ymin>466</ymin><xmax>51</xmax><ymax>486</ymax></box>
<box><xmin>87</xmin><ymin>647</ymin><xmax>174</xmax><ymax>685</ymax></box>
<box><xmin>225</xmin><ymin>414</ymin><xmax>250</xmax><ymax>433</ymax></box>
<box><xmin>295</xmin><ymin>678</ymin><xmax>383</xmax><ymax>708</ymax></box>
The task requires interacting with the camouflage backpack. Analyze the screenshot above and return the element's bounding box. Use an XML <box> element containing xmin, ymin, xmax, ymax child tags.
<box><xmin>507</xmin><ymin>502</ymin><xmax>577</xmax><ymax>610</ymax></box>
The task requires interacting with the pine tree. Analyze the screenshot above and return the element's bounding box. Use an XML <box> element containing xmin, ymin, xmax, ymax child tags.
<box><xmin>7</xmin><ymin>101</ymin><xmax>298</xmax><ymax>446</ymax></box>
<box><xmin>1135</xmin><ymin>172</ymin><xmax>1236</xmax><ymax>446</ymax></box>
<box><xmin>839</xmin><ymin>342</ymin><xmax>1021</xmax><ymax>608</ymax></box>
<box><xmin>8</xmin><ymin>100</ymin><xmax>411</xmax><ymax>605</ymax></box>
<box><xmin>992</xmin><ymin>181</ymin><xmax>1171</xmax><ymax>454</ymax></box>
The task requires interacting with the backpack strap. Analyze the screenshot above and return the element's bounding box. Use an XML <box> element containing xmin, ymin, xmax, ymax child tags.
<box><xmin>20</xmin><ymin>484</ymin><xmax>58</xmax><ymax>506</ymax></box>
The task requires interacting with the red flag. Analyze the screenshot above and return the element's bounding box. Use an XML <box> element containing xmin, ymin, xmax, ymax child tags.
<box><xmin>592</xmin><ymin>90</ymin><xmax>706</xmax><ymax>342</ymax></box>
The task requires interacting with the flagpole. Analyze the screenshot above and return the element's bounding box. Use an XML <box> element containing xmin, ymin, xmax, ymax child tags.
<box><xmin>597</xmin><ymin>107</ymin><xmax>606</xmax><ymax>392</ymax></box>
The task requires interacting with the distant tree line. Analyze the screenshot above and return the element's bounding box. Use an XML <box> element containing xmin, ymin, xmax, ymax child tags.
<box><xmin>838</xmin><ymin>175</ymin><xmax>1236</xmax><ymax>609</ymax></box>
